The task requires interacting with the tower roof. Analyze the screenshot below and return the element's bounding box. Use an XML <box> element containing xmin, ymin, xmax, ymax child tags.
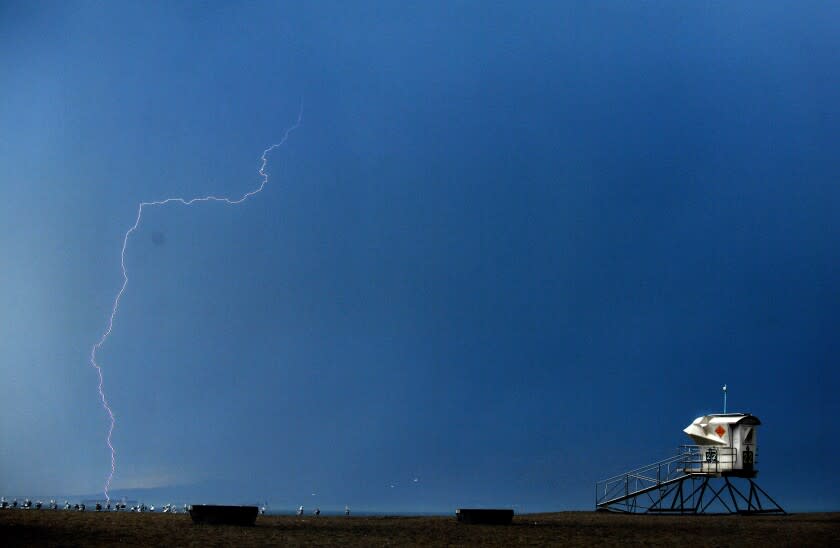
<box><xmin>683</xmin><ymin>413</ymin><xmax>760</xmax><ymax>445</ymax></box>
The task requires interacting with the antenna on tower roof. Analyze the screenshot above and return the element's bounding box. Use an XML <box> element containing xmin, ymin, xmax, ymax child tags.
<box><xmin>722</xmin><ymin>384</ymin><xmax>728</xmax><ymax>413</ymax></box>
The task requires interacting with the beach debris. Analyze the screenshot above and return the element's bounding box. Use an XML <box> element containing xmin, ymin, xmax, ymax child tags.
<box><xmin>456</xmin><ymin>508</ymin><xmax>514</xmax><ymax>525</ymax></box>
<box><xmin>188</xmin><ymin>504</ymin><xmax>259</xmax><ymax>526</ymax></box>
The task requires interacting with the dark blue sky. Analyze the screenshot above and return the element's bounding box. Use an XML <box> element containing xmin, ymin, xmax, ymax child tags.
<box><xmin>1</xmin><ymin>2</ymin><xmax>838</xmax><ymax>512</ymax></box>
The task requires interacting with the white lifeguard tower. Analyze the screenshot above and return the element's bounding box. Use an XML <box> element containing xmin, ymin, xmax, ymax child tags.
<box><xmin>683</xmin><ymin>413</ymin><xmax>759</xmax><ymax>476</ymax></box>
<box><xmin>595</xmin><ymin>401</ymin><xmax>784</xmax><ymax>514</ymax></box>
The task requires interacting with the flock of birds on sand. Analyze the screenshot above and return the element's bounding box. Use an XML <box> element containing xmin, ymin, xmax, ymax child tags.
<box><xmin>1</xmin><ymin>497</ymin><xmax>354</xmax><ymax>517</ymax></box>
<box><xmin>1</xmin><ymin>497</ymin><xmax>187</xmax><ymax>513</ymax></box>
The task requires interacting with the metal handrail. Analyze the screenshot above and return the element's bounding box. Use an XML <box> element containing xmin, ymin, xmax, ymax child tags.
<box><xmin>596</xmin><ymin>451</ymin><xmax>688</xmax><ymax>507</ymax></box>
<box><xmin>597</xmin><ymin>451</ymin><xmax>687</xmax><ymax>485</ymax></box>
<box><xmin>595</xmin><ymin>445</ymin><xmax>747</xmax><ymax>507</ymax></box>
<box><xmin>681</xmin><ymin>444</ymin><xmax>750</xmax><ymax>474</ymax></box>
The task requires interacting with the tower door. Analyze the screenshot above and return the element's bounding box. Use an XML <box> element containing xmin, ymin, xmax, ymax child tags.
<box><xmin>740</xmin><ymin>426</ymin><xmax>756</xmax><ymax>473</ymax></box>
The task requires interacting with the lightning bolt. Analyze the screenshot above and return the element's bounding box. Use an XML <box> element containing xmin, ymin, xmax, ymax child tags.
<box><xmin>89</xmin><ymin>108</ymin><xmax>302</xmax><ymax>502</ymax></box>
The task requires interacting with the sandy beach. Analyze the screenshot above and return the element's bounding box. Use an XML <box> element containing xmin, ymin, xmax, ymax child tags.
<box><xmin>2</xmin><ymin>509</ymin><xmax>838</xmax><ymax>546</ymax></box>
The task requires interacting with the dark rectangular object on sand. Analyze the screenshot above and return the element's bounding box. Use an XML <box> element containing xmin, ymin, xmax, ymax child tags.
<box><xmin>189</xmin><ymin>505</ymin><xmax>258</xmax><ymax>526</ymax></box>
<box><xmin>456</xmin><ymin>508</ymin><xmax>514</xmax><ymax>524</ymax></box>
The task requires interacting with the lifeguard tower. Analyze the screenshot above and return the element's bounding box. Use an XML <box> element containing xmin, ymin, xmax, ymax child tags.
<box><xmin>594</xmin><ymin>410</ymin><xmax>785</xmax><ymax>514</ymax></box>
